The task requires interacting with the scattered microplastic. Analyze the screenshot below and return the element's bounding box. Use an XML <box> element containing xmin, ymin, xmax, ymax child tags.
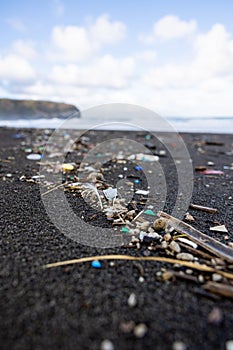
<box><xmin>91</xmin><ymin>260</ymin><xmax>102</xmax><ymax>268</ymax></box>
<box><xmin>144</xmin><ymin>209</ymin><xmax>156</xmax><ymax>216</ymax></box>
<box><xmin>26</xmin><ymin>154</ymin><xmax>42</xmax><ymax>160</ymax></box>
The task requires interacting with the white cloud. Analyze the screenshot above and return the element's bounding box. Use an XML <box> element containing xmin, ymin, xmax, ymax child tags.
<box><xmin>140</xmin><ymin>15</ymin><xmax>197</xmax><ymax>43</ymax></box>
<box><xmin>89</xmin><ymin>14</ymin><xmax>126</xmax><ymax>45</ymax></box>
<box><xmin>11</xmin><ymin>40</ymin><xmax>37</xmax><ymax>60</ymax></box>
<box><xmin>137</xmin><ymin>50</ymin><xmax>157</xmax><ymax>63</ymax></box>
<box><xmin>154</xmin><ymin>15</ymin><xmax>197</xmax><ymax>40</ymax></box>
<box><xmin>143</xmin><ymin>23</ymin><xmax>233</xmax><ymax>91</ymax></box>
<box><xmin>50</xmin><ymin>14</ymin><xmax>126</xmax><ymax>62</ymax></box>
<box><xmin>50</xmin><ymin>54</ymin><xmax>135</xmax><ymax>88</ymax></box>
<box><xmin>0</xmin><ymin>54</ymin><xmax>36</xmax><ymax>83</ymax></box>
<box><xmin>6</xmin><ymin>18</ymin><xmax>27</xmax><ymax>32</ymax></box>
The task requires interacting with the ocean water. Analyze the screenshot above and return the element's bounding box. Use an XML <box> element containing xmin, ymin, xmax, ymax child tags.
<box><xmin>0</xmin><ymin>115</ymin><xmax>232</xmax><ymax>133</ymax></box>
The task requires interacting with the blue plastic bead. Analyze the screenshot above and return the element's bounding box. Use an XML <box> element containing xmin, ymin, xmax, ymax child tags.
<box><xmin>91</xmin><ymin>260</ymin><xmax>102</xmax><ymax>268</ymax></box>
<box><xmin>135</xmin><ymin>166</ymin><xmax>142</xmax><ymax>171</ymax></box>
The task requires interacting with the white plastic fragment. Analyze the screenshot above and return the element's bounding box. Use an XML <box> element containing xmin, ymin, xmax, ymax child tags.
<box><xmin>135</xmin><ymin>190</ymin><xmax>149</xmax><ymax>195</ymax></box>
<box><xmin>128</xmin><ymin>153</ymin><xmax>159</xmax><ymax>162</ymax></box>
<box><xmin>103</xmin><ymin>187</ymin><xmax>118</xmax><ymax>200</ymax></box>
<box><xmin>26</xmin><ymin>154</ymin><xmax>42</xmax><ymax>160</ymax></box>
<box><xmin>210</xmin><ymin>225</ymin><xmax>228</xmax><ymax>233</ymax></box>
<box><xmin>177</xmin><ymin>237</ymin><xmax>198</xmax><ymax>249</ymax></box>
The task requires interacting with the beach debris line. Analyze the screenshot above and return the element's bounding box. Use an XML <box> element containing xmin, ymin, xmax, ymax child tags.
<box><xmin>158</xmin><ymin>212</ymin><xmax>233</xmax><ymax>263</ymax></box>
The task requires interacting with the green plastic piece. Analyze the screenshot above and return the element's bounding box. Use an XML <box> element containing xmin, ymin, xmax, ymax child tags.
<box><xmin>121</xmin><ymin>227</ymin><xmax>130</xmax><ymax>233</ymax></box>
<box><xmin>144</xmin><ymin>209</ymin><xmax>156</xmax><ymax>216</ymax></box>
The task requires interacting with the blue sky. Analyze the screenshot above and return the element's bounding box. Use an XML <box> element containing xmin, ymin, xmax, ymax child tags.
<box><xmin>1</xmin><ymin>0</ymin><xmax>233</xmax><ymax>116</ymax></box>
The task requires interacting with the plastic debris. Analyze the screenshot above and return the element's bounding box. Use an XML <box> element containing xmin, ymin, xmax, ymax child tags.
<box><xmin>128</xmin><ymin>153</ymin><xmax>159</xmax><ymax>162</ymax></box>
<box><xmin>134</xmin><ymin>179</ymin><xmax>140</xmax><ymax>184</ymax></box>
<box><xmin>135</xmin><ymin>165</ymin><xmax>142</xmax><ymax>171</ymax></box>
<box><xmin>210</xmin><ymin>225</ymin><xmax>228</xmax><ymax>233</ymax></box>
<box><xmin>91</xmin><ymin>260</ymin><xmax>102</xmax><ymax>269</ymax></box>
<box><xmin>158</xmin><ymin>211</ymin><xmax>233</xmax><ymax>263</ymax></box>
<box><xmin>26</xmin><ymin>154</ymin><xmax>42</xmax><ymax>160</ymax></box>
<box><xmin>103</xmin><ymin>187</ymin><xmax>117</xmax><ymax>201</ymax></box>
<box><xmin>121</xmin><ymin>227</ymin><xmax>130</xmax><ymax>233</ymax></box>
<box><xmin>144</xmin><ymin>209</ymin><xmax>156</xmax><ymax>216</ymax></box>
<box><xmin>177</xmin><ymin>237</ymin><xmax>198</xmax><ymax>249</ymax></box>
<box><xmin>199</xmin><ymin>169</ymin><xmax>224</xmax><ymax>175</ymax></box>
<box><xmin>135</xmin><ymin>190</ymin><xmax>149</xmax><ymax>195</ymax></box>
<box><xmin>62</xmin><ymin>163</ymin><xmax>74</xmax><ymax>172</ymax></box>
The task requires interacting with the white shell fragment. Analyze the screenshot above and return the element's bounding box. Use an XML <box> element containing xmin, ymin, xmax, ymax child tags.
<box><xmin>103</xmin><ymin>187</ymin><xmax>118</xmax><ymax>200</ymax></box>
<box><xmin>210</xmin><ymin>225</ymin><xmax>228</xmax><ymax>233</ymax></box>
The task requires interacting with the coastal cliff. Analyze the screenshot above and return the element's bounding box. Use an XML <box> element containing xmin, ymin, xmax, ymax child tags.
<box><xmin>0</xmin><ymin>98</ymin><xmax>79</xmax><ymax>118</ymax></box>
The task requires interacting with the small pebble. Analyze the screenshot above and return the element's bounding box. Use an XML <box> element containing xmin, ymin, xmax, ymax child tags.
<box><xmin>164</xmin><ymin>233</ymin><xmax>171</xmax><ymax>242</ymax></box>
<box><xmin>198</xmin><ymin>275</ymin><xmax>205</xmax><ymax>283</ymax></box>
<box><xmin>226</xmin><ymin>340</ymin><xmax>233</xmax><ymax>350</ymax></box>
<box><xmin>100</xmin><ymin>339</ymin><xmax>114</xmax><ymax>350</ymax></box>
<box><xmin>161</xmin><ymin>241</ymin><xmax>168</xmax><ymax>249</ymax></box>
<box><xmin>212</xmin><ymin>273</ymin><xmax>222</xmax><ymax>282</ymax></box>
<box><xmin>172</xmin><ymin>341</ymin><xmax>187</xmax><ymax>350</ymax></box>
<box><xmin>119</xmin><ymin>321</ymin><xmax>135</xmax><ymax>333</ymax></box>
<box><xmin>139</xmin><ymin>221</ymin><xmax>150</xmax><ymax>232</ymax></box>
<box><xmin>127</xmin><ymin>293</ymin><xmax>137</xmax><ymax>307</ymax></box>
<box><xmin>176</xmin><ymin>253</ymin><xmax>194</xmax><ymax>261</ymax></box>
<box><xmin>207</xmin><ymin>307</ymin><xmax>223</xmax><ymax>325</ymax></box>
<box><xmin>185</xmin><ymin>213</ymin><xmax>195</xmax><ymax>222</ymax></box>
<box><xmin>169</xmin><ymin>241</ymin><xmax>181</xmax><ymax>253</ymax></box>
<box><xmin>91</xmin><ymin>260</ymin><xmax>102</xmax><ymax>269</ymax></box>
<box><xmin>133</xmin><ymin>323</ymin><xmax>148</xmax><ymax>338</ymax></box>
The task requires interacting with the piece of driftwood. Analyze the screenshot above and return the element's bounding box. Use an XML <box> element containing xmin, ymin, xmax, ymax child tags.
<box><xmin>202</xmin><ymin>281</ymin><xmax>233</xmax><ymax>299</ymax></box>
<box><xmin>158</xmin><ymin>212</ymin><xmax>233</xmax><ymax>263</ymax></box>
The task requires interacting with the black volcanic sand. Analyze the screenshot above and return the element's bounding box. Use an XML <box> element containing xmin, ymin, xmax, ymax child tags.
<box><xmin>0</xmin><ymin>127</ymin><xmax>232</xmax><ymax>350</ymax></box>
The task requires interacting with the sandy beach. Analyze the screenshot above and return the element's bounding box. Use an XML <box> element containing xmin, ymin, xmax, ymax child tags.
<box><xmin>0</xmin><ymin>127</ymin><xmax>233</xmax><ymax>350</ymax></box>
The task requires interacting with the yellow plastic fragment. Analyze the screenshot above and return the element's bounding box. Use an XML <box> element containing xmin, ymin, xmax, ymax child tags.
<box><xmin>62</xmin><ymin>163</ymin><xmax>74</xmax><ymax>172</ymax></box>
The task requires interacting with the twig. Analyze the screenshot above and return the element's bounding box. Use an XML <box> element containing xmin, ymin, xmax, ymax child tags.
<box><xmin>158</xmin><ymin>211</ymin><xmax>233</xmax><ymax>263</ymax></box>
<box><xmin>189</xmin><ymin>203</ymin><xmax>217</xmax><ymax>213</ymax></box>
<box><xmin>42</xmin><ymin>255</ymin><xmax>233</xmax><ymax>279</ymax></box>
<box><xmin>41</xmin><ymin>183</ymin><xmax>66</xmax><ymax>197</ymax></box>
<box><xmin>132</xmin><ymin>210</ymin><xmax>144</xmax><ymax>222</ymax></box>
